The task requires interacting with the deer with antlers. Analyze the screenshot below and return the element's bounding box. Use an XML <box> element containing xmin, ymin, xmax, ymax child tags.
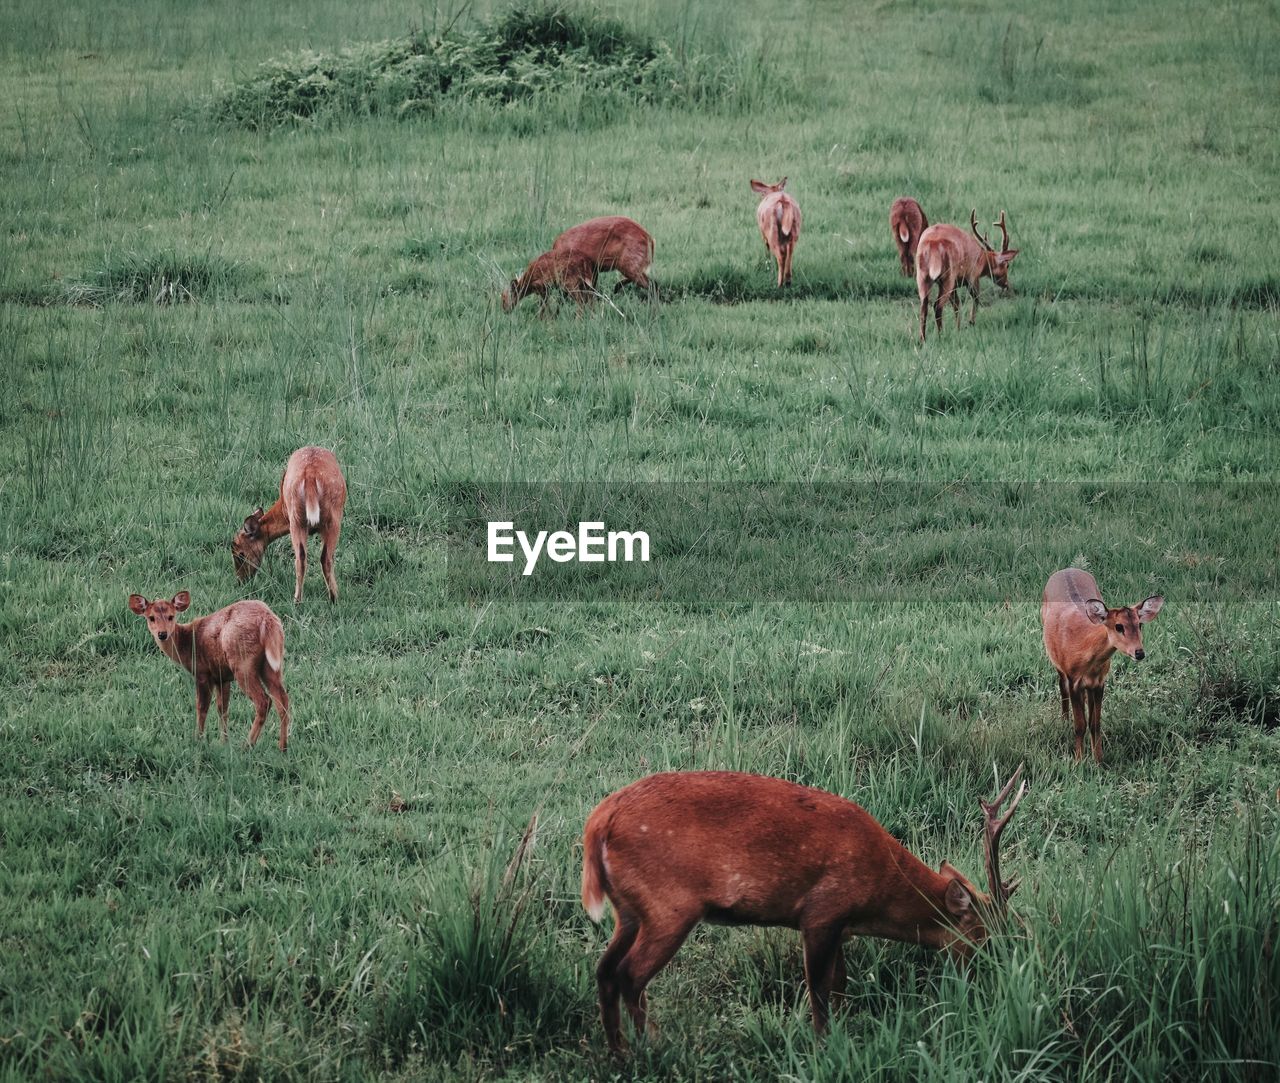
<box><xmin>582</xmin><ymin>766</ymin><xmax>1026</xmax><ymax>1052</ymax></box>
<box><xmin>915</xmin><ymin>209</ymin><xmax>1018</xmax><ymax>342</ymax></box>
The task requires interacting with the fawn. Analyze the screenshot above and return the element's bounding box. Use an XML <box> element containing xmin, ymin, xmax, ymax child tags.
<box><xmin>750</xmin><ymin>178</ymin><xmax>802</xmax><ymax>287</ymax></box>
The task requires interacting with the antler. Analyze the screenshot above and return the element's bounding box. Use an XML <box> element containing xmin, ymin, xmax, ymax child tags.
<box><xmin>993</xmin><ymin>210</ymin><xmax>1010</xmax><ymax>252</ymax></box>
<box><xmin>981</xmin><ymin>763</ymin><xmax>1026</xmax><ymax>913</ymax></box>
<box><xmin>970</xmin><ymin>208</ymin><xmax>993</xmax><ymax>251</ymax></box>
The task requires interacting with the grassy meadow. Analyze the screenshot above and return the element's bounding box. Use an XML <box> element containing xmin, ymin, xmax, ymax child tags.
<box><xmin>2</xmin><ymin>0</ymin><xmax>1279</xmax><ymax>1078</ymax></box>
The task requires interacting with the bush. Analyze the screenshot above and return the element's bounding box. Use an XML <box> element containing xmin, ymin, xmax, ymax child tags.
<box><xmin>214</xmin><ymin>3</ymin><xmax>746</xmax><ymax>129</ymax></box>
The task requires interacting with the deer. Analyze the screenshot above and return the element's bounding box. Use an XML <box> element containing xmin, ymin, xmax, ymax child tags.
<box><xmin>582</xmin><ymin>766</ymin><xmax>1026</xmax><ymax>1053</ymax></box>
<box><xmin>750</xmin><ymin>178</ymin><xmax>802</xmax><ymax>288</ymax></box>
<box><xmin>915</xmin><ymin>209</ymin><xmax>1018</xmax><ymax>342</ymax></box>
<box><xmin>501</xmin><ymin>249</ymin><xmax>599</xmax><ymax>314</ymax></box>
<box><xmin>128</xmin><ymin>591</ymin><xmax>291</xmax><ymax>750</ymax></box>
<box><xmin>889</xmin><ymin>197</ymin><xmax>929</xmax><ymax>276</ymax></box>
<box><xmin>232</xmin><ymin>446</ymin><xmax>347</xmax><ymax>604</ymax></box>
<box><xmin>1041</xmin><ymin>568</ymin><xmax>1164</xmax><ymax>765</ymax></box>
<box><xmin>551</xmin><ymin>215</ymin><xmax>654</xmax><ymax>296</ymax></box>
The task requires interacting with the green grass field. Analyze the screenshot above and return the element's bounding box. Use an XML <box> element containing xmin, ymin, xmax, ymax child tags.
<box><xmin>2</xmin><ymin>0</ymin><xmax>1279</xmax><ymax>1078</ymax></box>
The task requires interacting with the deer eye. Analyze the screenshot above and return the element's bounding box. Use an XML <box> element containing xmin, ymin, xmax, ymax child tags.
<box><xmin>1115</xmin><ymin>624</ymin><xmax>1125</xmax><ymax>634</ymax></box>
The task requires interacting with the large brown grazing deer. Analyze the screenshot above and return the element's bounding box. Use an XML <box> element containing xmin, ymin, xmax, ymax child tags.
<box><xmin>582</xmin><ymin>766</ymin><xmax>1026</xmax><ymax>1052</ymax></box>
<box><xmin>1042</xmin><ymin>568</ymin><xmax>1163</xmax><ymax>765</ymax></box>
<box><xmin>889</xmin><ymin>197</ymin><xmax>929</xmax><ymax>276</ymax></box>
<box><xmin>750</xmin><ymin>178</ymin><xmax>802</xmax><ymax>287</ymax></box>
<box><xmin>552</xmin><ymin>215</ymin><xmax>654</xmax><ymax>295</ymax></box>
<box><xmin>128</xmin><ymin>591</ymin><xmax>291</xmax><ymax>750</ymax></box>
<box><xmin>915</xmin><ymin>210</ymin><xmax>1018</xmax><ymax>342</ymax></box>
<box><xmin>501</xmin><ymin>249</ymin><xmax>599</xmax><ymax>314</ymax></box>
<box><xmin>232</xmin><ymin>446</ymin><xmax>347</xmax><ymax>604</ymax></box>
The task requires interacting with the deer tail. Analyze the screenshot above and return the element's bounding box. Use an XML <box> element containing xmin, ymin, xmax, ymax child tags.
<box><xmin>778</xmin><ymin>200</ymin><xmax>796</xmax><ymax>239</ymax></box>
<box><xmin>927</xmin><ymin>247</ymin><xmax>943</xmax><ymax>281</ymax></box>
<box><xmin>898</xmin><ymin>223</ymin><xmax>911</xmax><ymax>244</ymax></box>
<box><xmin>581</xmin><ymin>808</ymin><xmax>612</xmax><ymax>923</ymax></box>
<box><xmin>262</xmin><ymin>617</ymin><xmax>285</xmax><ymax>672</ymax></box>
<box><xmin>302</xmin><ymin>480</ymin><xmax>321</xmax><ymax>527</ymax></box>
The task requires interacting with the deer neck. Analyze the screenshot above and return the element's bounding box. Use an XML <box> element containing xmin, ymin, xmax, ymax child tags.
<box><xmin>163</xmin><ymin>621</ymin><xmax>198</xmax><ymax>675</ymax></box>
<box><xmin>861</xmin><ymin>846</ymin><xmax>956</xmax><ymax>948</ymax></box>
<box><xmin>257</xmin><ymin>499</ymin><xmax>291</xmax><ymax>543</ymax></box>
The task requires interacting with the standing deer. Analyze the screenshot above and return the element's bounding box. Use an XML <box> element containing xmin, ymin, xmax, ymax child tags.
<box><xmin>232</xmin><ymin>446</ymin><xmax>347</xmax><ymax>604</ymax></box>
<box><xmin>915</xmin><ymin>209</ymin><xmax>1018</xmax><ymax>342</ymax></box>
<box><xmin>502</xmin><ymin>249</ymin><xmax>599</xmax><ymax>314</ymax></box>
<box><xmin>583</xmin><ymin>766</ymin><xmax>1026</xmax><ymax>1053</ymax></box>
<box><xmin>1041</xmin><ymin>568</ymin><xmax>1163</xmax><ymax>764</ymax></box>
<box><xmin>889</xmin><ymin>197</ymin><xmax>929</xmax><ymax>276</ymax></box>
<box><xmin>128</xmin><ymin>591</ymin><xmax>291</xmax><ymax>750</ymax></box>
<box><xmin>552</xmin><ymin>215</ymin><xmax>654</xmax><ymax>295</ymax></box>
<box><xmin>750</xmin><ymin>178</ymin><xmax>802</xmax><ymax>288</ymax></box>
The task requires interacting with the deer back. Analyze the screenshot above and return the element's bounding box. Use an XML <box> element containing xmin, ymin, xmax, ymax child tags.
<box><xmin>552</xmin><ymin>216</ymin><xmax>652</xmax><ymax>273</ymax></box>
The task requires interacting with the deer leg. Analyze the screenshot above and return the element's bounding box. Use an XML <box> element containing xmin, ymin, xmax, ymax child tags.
<box><xmin>1057</xmin><ymin>672</ymin><xmax>1069</xmax><ymax>720</ymax></box>
<box><xmin>195</xmin><ymin>680</ymin><xmax>211</xmax><ymax>739</ymax></box>
<box><xmin>919</xmin><ymin>284</ymin><xmax>932</xmax><ymax>342</ymax></box>
<box><xmin>616</xmin><ymin>917</ymin><xmax>697</xmax><ymax>1044</ymax></box>
<box><xmin>1069</xmin><ymin>684</ymin><xmax>1088</xmax><ymax>764</ymax></box>
<box><xmin>237</xmin><ymin>667</ymin><xmax>272</xmax><ymax>747</ymax></box>
<box><xmin>261</xmin><ymin>661</ymin><xmax>290</xmax><ymax>751</ymax></box>
<box><xmin>829</xmin><ymin>941</ymin><xmax>846</xmax><ymax>999</ymax></box>
<box><xmin>1088</xmin><ymin>686</ymin><xmax>1104</xmax><ymax>765</ymax></box>
<box><xmin>969</xmin><ymin>279</ymin><xmax>980</xmax><ymax>325</ymax></box>
<box><xmin>596</xmin><ymin>912</ymin><xmax>640</xmax><ymax>1053</ymax></box>
<box><xmin>802</xmin><ymin>924</ymin><xmax>845</xmax><ymax>1034</ymax></box>
<box><xmin>952</xmin><ymin>285</ymin><xmax>962</xmax><ymax>328</ymax></box>
<box><xmin>215</xmin><ymin>682</ymin><xmax>231</xmax><ymax>740</ymax></box>
<box><xmin>289</xmin><ymin>523</ymin><xmax>308</xmax><ymax>604</ymax></box>
<box><xmin>934</xmin><ymin>290</ymin><xmax>947</xmax><ymax>334</ymax></box>
<box><xmin>320</xmin><ymin>522</ymin><xmax>342</xmax><ymax>603</ymax></box>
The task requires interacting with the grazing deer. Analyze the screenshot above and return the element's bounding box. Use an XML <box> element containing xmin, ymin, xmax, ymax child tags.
<box><xmin>502</xmin><ymin>249</ymin><xmax>599</xmax><ymax>314</ymax></box>
<box><xmin>583</xmin><ymin>766</ymin><xmax>1026</xmax><ymax>1052</ymax></box>
<box><xmin>552</xmin><ymin>215</ymin><xmax>654</xmax><ymax>295</ymax></box>
<box><xmin>232</xmin><ymin>446</ymin><xmax>347</xmax><ymax>604</ymax></box>
<box><xmin>915</xmin><ymin>210</ymin><xmax>1018</xmax><ymax>342</ymax></box>
<box><xmin>750</xmin><ymin>178</ymin><xmax>802</xmax><ymax>287</ymax></box>
<box><xmin>889</xmin><ymin>197</ymin><xmax>929</xmax><ymax>276</ymax></box>
<box><xmin>128</xmin><ymin>591</ymin><xmax>291</xmax><ymax>750</ymax></box>
<box><xmin>1042</xmin><ymin>568</ymin><xmax>1163</xmax><ymax>765</ymax></box>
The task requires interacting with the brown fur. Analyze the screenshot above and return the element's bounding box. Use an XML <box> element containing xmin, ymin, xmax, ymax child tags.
<box><xmin>582</xmin><ymin>770</ymin><xmax>999</xmax><ymax>1052</ymax></box>
<box><xmin>502</xmin><ymin>250</ymin><xmax>598</xmax><ymax>314</ymax></box>
<box><xmin>915</xmin><ymin>211</ymin><xmax>1018</xmax><ymax>342</ymax></box>
<box><xmin>552</xmin><ymin>215</ymin><xmax>654</xmax><ymax>294</ymax></box>
<box><xmin>1041</xmin><ymin>568</ymin><xmax>1163</xmax><ymax>764</ymax></box>
<box><xmin>128</xmin><ymin>591</ymin><xmax>291</xmax><ymax>750</ymax></box>
<box><xmin>232</xmin><ymin>446</ymin><xmax>347</xmax><ymax>604</ymax></box>
<box><xmin>889</xmin><ymin>197</ymin><xmax>929</xmax><ymax>276</ymax></box>
<box><xmin>750</xmin><ymin>178</ymin><xmax>802</xmax><ymax>288</ymax></box>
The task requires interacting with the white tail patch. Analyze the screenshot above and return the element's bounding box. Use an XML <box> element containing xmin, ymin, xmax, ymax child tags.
<box><xmin>898</xmin><ymin>224</ymin><xmax>911</xmax><ymax>243</ymax></box>
<box><xmin>584</xmin><ymin>840</ymin><xmax>608</xmax><ymax>922</ymax></box>
<box><xmin>927</xmin><ymin>250</ymin><xmax>943</xmax><ymax>280</ymax></box>
<box><xmin>262</xmin><ymin>621</ymin><xmax>283</xmax><ymax>671</ymax></box>
<box><xmin>304</xmin><ymin>481</ymin><xmax>320</xmax><ymax>527</ymax></box>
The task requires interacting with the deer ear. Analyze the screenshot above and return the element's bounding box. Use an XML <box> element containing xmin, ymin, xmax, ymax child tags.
<box><xmin>1136</xmin><ymin>596</ymin><xmax>1163</xmax><ymax>622</ymax></box>
<box><xmin>997</xmin><ymin>249</ymin><xmax>1019</xmax><ymax>264</ymax></box>
<box><xmin>172</xmin><ymin>591</ymin><xmax>191</xmax><ymax>612</ymax></box>
<box><xmin>128</xmin><ymin>594</ymin><xmax>148</xmax><ymax>615</ymax></box>
<box><xmin>749</xmin><ymin>179</ymin><xmax>769</xmax><ymax>194</ymax></box>
<box><xmin>1084</xmin><ymin>599</ymin><xmax>1109</xmax><ymax>624</ymax></box>
<box><xmin>945</xmin><ymin>876</ymin><xmax>974</xmax><ymax>917</ymax></box>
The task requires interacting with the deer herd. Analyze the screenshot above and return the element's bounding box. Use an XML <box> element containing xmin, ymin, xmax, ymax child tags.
<box><xmin>125</xmin><ymin>182</ymin><xmax>1168</xmax><ymax>1053</ymax></box>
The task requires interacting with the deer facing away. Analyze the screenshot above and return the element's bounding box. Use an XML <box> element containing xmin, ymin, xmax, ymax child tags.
<box><xmin>915</xmin><ymin>210</ymin><xmax>1018</xmax><ymax>341</ymax></box>
<box><xmin>1042</xmin><ymin>568</ymin><xmax>1163</xmax><ymax>764</ymax></box>
<box><xmin>582</xmin><ymin>766</ymin><xmax>1025</xmax><ymax>1052</ymax></box>
<box><xmin>233</xmin><ymin>446</ymin><xmax>347</xmax><ymax>604</ymax></box>
<box><xmin>890</xmin><ymin>197</ymin><xmax>929</xmax><ymax>276</ymax></box>
<box><xmin>751</xmin><ymin>178</ymin><xmax>802</xmax><ymax>288</ymax></box>
<box><xmin>128</xmin><ymin>591</ymin><xmax>291</xmax><ymax>750</ymax></box>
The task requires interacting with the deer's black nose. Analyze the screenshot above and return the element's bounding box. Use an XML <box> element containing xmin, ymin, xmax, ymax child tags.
<box><xmin>158</xmin><ymin>632</ymin><xmax>169</xmax><ymax>641</ymax></box>
<box><xmin>1134</xmin><ymin>649</ymin><xmax>1145</xmax><ymax>661</ymax></box>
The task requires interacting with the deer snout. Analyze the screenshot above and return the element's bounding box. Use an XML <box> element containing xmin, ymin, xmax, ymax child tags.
<box><xmin>1134</xmin><ymin>648</ymin><xmax>1145</xmax><ymax>661</ymax></box>
<box><xmin>157</xmin><ymin>631</ymin><xmax>169</xmax><ymax>641</ymax></box>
